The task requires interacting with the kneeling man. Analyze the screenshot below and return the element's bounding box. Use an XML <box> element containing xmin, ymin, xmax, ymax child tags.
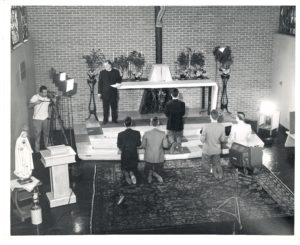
<box><xmin>141</xmin><ymin>117</ymin><xmax>169</xmax><ymax>183</ymax></box>
<box><xmin>117</xmin><ymin>117</ymin><xmax>141</xmax><ymax>185</ymax></box>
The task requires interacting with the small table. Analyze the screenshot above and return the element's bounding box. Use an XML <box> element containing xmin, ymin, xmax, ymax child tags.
<box><xmin>257</xmin><ymin>111</ymin><xmax>280</xmax><ymax>136</ymax></box>
<box><xmin>10</xmin><ymin>176</ymin><xmax>41</xmax><ymax>222</ymax></box>
<box><xmin>285</xmin><ymin>131</ymin><xmax>295</xmax><ymax>147</ymax></box>
<box><xmin>40</xmin><ymin>145</ymin><xmax>76</xmax><ymax>208</ymax></box>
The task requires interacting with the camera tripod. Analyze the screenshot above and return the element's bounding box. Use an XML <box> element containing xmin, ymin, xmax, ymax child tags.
<box><xmin>48</xmin><ymin>100</ymin><xmax>69</xmax><ymax>146</ymax></box>
<box><xmin>214</xmin><ymin>168</ymin><xmax>242</xmax><ymax>234</ymax></box>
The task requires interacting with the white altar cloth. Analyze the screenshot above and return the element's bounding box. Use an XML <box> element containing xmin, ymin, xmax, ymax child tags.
<box><xmin>117</xmin><ymin>80</ymin><xmax>218</xmax><ymax>110</ymax></box>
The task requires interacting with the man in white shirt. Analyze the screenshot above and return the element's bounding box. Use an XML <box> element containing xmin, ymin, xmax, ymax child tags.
<box><xmin>229</xmin><ymin>112</ymin><xmax>252</xmax><ymax>146</ymax></box>
<box><xmin>29</xmin><ymin>86</ymin><xmax>51</xmax><ymax>152</ymax></box>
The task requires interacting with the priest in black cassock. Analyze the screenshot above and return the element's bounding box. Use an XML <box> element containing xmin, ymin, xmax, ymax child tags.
<box><xmin>98</xmin><ymin>60</ymin><xmax>122</xmax><ymax>124</ymax></box>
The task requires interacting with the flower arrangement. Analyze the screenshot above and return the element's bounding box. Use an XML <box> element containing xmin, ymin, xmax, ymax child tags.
<box><xmin>113</xmin><ymin>51</ymin><xmax>145</xmax><ymax>80</ymax></box>
<box><xmin>127</xmin><ymin>51</ymin><xmax>145</xmax><ymax>79</ymax></box>
<box><xmin>113</xmin><ymin>55</ymin><xmax>129</xmax><ymax>77</ymax></box>
<box><xmin>213</xmin><ymin>46</ymin><xmax>233</xmax><ymax>74</ymax></box>
<box><xmin>176</xmin><ymin>47</ymin><xmax>207</xmax><ymax>79</ymax></box>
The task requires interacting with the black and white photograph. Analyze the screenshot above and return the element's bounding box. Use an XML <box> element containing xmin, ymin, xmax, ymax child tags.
<box><xmin>2</xmin><ymin>0</ymin><xmax>299</xmax><ymax>242</ymax></box>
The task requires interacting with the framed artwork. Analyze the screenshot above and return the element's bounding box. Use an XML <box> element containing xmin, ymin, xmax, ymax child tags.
<box><xmin>20</xmin><ymin>6</ymin><xmax>29</xmax><ymax>41</ymax></box>
<box><xmin>279</xmin><ymin>6</ymin><xmax>296</xmax><ymax>36</ymax></box>
<box><xmin>11</xmin><ymin>7</ymin><xmax>20</xmax><ymax>47</ymax></box>
<box><xmin>11</xmin><ymin>6</ymin><xmax>29</xmax><ymax>49</ymax></box>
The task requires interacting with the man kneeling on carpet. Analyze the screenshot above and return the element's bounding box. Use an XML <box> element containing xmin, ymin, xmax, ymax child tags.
<box><xmin>164</xmin><ymin>88</ymin><xmax>186</xmax><ymax>154</ymax></box>
<box><xmin>200</xmin><ymin>109</ymin><xmax>227</xmax><ymax>179</ymax></box>
<box><xmin>117</xmin><ymin>117</ymin><xmax>141</xmax><ymax>185</ymax></box>
<box><xmin>141</xmin><ymin>117</ymin><xmax>169</xmax><ymax>183</ymax></box>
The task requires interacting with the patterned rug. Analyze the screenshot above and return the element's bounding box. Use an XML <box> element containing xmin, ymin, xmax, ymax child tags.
<box><xmin>90</xmin><ymin>159</ymin><xmax>294</xmax><ymax>234</ymax></box>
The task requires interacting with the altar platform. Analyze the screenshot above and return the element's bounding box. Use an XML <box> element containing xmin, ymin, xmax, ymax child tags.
<box><xmin>74</xmin><ymin>109</ymin><xmax>264</xmax><ymax>161</ymax></box>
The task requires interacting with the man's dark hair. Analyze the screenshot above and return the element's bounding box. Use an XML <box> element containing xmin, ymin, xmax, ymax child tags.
<box><xmin>39</xmin><ymin>85</ymin><xmax>47</xmax><ymax>92</ymax></box>
<box><xmin>237</xmin><ymin>111</ymin><xmax>246</xmax><ymax>121</ymax></box>
<box><xmin>124</xmin><ymin>116</ymin><xmax>132</xmax><ymax>127</ymax></box>
<box><xmin>210</xmin><ymin>109</ymin><xmax>219</xmax><ymax>120</ymax></box>
<box><xmin>104</xmin><ymin>60</ymin><xmax>112</xmax><ymax>65</ymax></box>
<box><xmin>151</xmin><ymin>116</ymin><xmax>159</xmax><ymax>127</ymax></box>
<box><xmin>171</xmin><ymin>88</ymin><xmax>179</xmax><ymax>98</ymax></box>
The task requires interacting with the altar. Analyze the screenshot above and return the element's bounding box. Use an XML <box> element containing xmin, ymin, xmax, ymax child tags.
<box><xmin>117</xmin><ymin>80</ymin><xmax>218</xmax><ymax>113</ymax></box>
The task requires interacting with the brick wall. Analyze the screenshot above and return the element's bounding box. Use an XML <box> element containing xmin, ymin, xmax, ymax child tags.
<box><xmin>27</xmin><ymin>6</ymin><xmax>279</xmax><ymax>123</ymax></box>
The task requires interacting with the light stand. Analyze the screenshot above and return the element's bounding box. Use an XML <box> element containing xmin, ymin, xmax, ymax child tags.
<box><xmin>60</xmin><ymin>93</ymin><xmax>75</xmax><ymax>148</ymax></box>
<box><xmin>48</xmin><ymin>97</ymin><xmax>69</xmax><ymax>146</ymax></box>
<box><xmin>220</xmin><ymin>73</ymin><xmax>231</xmax><ymax>114</ymax></box>
<box><xmin>215</xmin><ymin>168</ymin><xmax>242</xmax><ymax>234</ymax></box>
<box><xmin>86</xmin><ymin>75</ymin><xmax>99</xmax><ymax>121</ymax></box>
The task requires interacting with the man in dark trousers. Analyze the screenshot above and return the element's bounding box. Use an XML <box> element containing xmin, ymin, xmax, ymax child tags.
<box><xmin>117</xmin><ymin>117</ymin><xmax>141</xmax><ymax>185</ymax></box>
<box><xmin>164</xmin><ymin>88</ymin><xmax>185</xmax><ymax>153</ymax></box>
<box><xmin>98</xmin><ymin>60</ymin><xmax>122</xmax><ymax>124</ymax></box>
<box><xmin>200</xmin><ymin>109</ymin><xmax>227</xmax><ymax>178</ymax></box>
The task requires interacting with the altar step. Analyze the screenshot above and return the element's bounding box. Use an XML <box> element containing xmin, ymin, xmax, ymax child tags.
<box><xmin>96</xmin><ymin>107</ymin><xmax>237</xmax><ymax>126</ymax></box>
<box><xmin>74</xmin><ymin>117</ymin><xmax>234</xmax><ymax>161</ymax></box>
<box><xmin>74</xmin><ymin>109</ymin><xmax>264</xmax><ymax>161</ymax></box>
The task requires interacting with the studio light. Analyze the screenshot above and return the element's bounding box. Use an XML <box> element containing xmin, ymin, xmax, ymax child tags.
<box><xmin>66</xmin><ymin>78</ymin><xmax>74</xmax><ymax>92</ymax></box>
<box><xmin>59</xmin><ymin>72</ymin><xmax>66</xmax><ymax>81</ymax></box>
<box><xmin>257</xmin><ymin>100</ymin><xmax>280</xmax><ymax>143</ymax></box>
<box><xmin>259</xmin><ymin>100</ymin><xmax>276</xmax><ymax>116</ymax></box>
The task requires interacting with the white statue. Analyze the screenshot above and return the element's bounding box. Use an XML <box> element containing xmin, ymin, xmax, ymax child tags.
<box><xmin>14</xmin><ymin>125</ymin><xmax>34</xmax><ymax>180</ymax></box>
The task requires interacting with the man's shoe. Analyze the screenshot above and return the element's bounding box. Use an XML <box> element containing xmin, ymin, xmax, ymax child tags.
<box><xmin>147</xmin><ymin>174</ymin><xmax>152</xmax><ymax>184</ymax></box>
<box><xmin>112</xmin><ymin>120</ymin><xmax>118</xmax><ymax>124</ymax></box>
<box><xmin>156</xmin><ymin>175</ymin><xmax>164</xmax><ymax>183</ymax></box>
<box><xmin>125</xmin><ymin>175</ymin><xmax>132</xmax><ymax>185</ymax></box>
<box><xmin>170</xmin><ymin>143</ymin><xmax>176</xmax><ymax>154</ymax></box>
<box><xmin>117</xmin><ymin>194</ymin><xmax>125</xmax><ymax>205</ymax></box>
<box><xmin>102</xmin><ymin>120</ymin><xmax>108</xmax><ymax>125</ymax></box>
<box><xmin>178</xmin><ymin>147</ymin><xmax>184</xmax><ymax>154</ymax></box>
<box><xmin>131</xmin><ymin>174</ymin><xmax>137</xmax><ymax>185</ymax></box>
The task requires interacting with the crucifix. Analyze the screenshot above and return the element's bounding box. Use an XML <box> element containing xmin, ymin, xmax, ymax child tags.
<box><xmin>155</xmin><ymin>6</ymin><xmax>165</xmax><ymax>64</ymax></box>
<box><xmin>139</xmin><ymin>6</ymin><xmax>169</xmax><ymax>114</ymax></box>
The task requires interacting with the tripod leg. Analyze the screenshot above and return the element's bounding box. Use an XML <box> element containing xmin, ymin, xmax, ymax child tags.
<box><xmin>236</xmin><ymin>197</ymin><xmax>242</xmax><ymax>230</ymax></box>
<box><xmin>52</xmin><ymin>104</ymin><xmax>69</xmax><ymax>145</ymax></box>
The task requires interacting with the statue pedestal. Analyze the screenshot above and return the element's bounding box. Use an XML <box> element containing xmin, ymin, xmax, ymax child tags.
<box><xmin>10</xmin><ymin>176</ymin><xmax>41</xmax><ymax>222</ymax></box>
<box><xmin>40</xmin><ymin>145</ymin><xmax>76</xmax><ymax>208</ymax></box>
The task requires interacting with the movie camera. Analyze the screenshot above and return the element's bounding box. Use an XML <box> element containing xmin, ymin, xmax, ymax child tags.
<box><xmin>47</xmin><ymin>91</ymin><xmax>58</xmax><ymax>103</ymax></box>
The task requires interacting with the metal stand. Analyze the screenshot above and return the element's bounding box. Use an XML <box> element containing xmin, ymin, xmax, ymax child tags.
<box><xmin>215</xmin><ymin>168</ymin><xmax>242</xmax><ymax>234</ymax></box>
<box><xmin>48</xmin><ymin>99</ymin><xmax>69</xmax><ymax>146</ymax></box>
<box><xmin>220</xmin><ymin>74</ymin><xmax>231</xmax><ymax>114</ymax></box>
<box><xmin>60</xmin><ymin>95</ymin><xmax>75</xmax><ymax>148</ymax></box>
<box><xmin>87</xmin><ymin>77</ymin><xmax>99</xmax><ymax>121</ymax></box>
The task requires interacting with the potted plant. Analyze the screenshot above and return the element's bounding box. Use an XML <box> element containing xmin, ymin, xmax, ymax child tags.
<box><xmin>82</xmin><ymin>49</ymin><xmax>106</xmax><ymax>121</ymax></box>
<box><xmin>213</xmin><ymin>46</ymin><xmax>233</xmax><ymax>75</ymax></box>
<box><xmin>82</xmin><ymin>48</ymin><xmax>106</xmax><ymax>82</ymax></box>
<box><xmin>213</xmin><ymin>46</ymin><xmax>233</xmax><ymax>112</ymax></box>
<box><xmin>127</xmin><ymin>50</ymin><xmax>145</xmax><ymax>80</ymax></box>
<box><xmin>113</xmin><ymin>55</ymin><xmax>129</xmax><ymax>79</ymax></box>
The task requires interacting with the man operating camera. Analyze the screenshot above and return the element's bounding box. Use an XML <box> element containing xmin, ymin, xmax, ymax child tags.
<box><xmin>29</xmin><ymin>85</ymin><xmax>54</xmax><ymax>152</ymax></box>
